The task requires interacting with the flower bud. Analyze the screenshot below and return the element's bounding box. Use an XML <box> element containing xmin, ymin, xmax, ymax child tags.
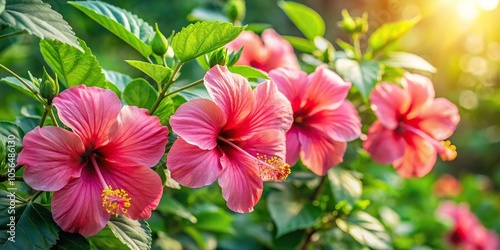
<box><xmin>338</xmin><ymin>9</ymin><xmax>357</xmax><ymax>33</ymax></box>
<box><xmin>39</xmin><ymin>68</ymin><xmax>59</xmax><ymax>104</ymax></box>
<box><xmin>151</xmin><ymin>23</ymin><xmax>169</xmax><ymax>57</ymax></box>
<box><xmin>224</xmin><ymin>0</ymin><xmax>245</xmax><ymax>23</ymax></box>
<box><xmin>208</xmin><ymin>48</ymin><xmax>229</xmax><ymax>67</ymax></box>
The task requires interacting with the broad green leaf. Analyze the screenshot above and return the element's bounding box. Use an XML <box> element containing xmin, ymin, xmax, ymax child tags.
<box><xmin>336</xmin><ymin>211</ymin><xmax>391</xmax><ymax>249</ymax></box>
<box><xmin>278</xmin><ymin>1</ymin><xmax>325</xmax><ymax>40</ymax></box>
<box><xmin>157</xmin><ymin>195</ymin><xmax>197</xmax><ymax>223</ymax></box>
<box><xmin>107</xmin><ymin>215</ymin><xmax>152</xmax><ymax>250</ymax></box>
<box><xmin>68</xmin><ymin>1</ymin><xmax>153</xmax><ymax>58</ymax></box>
<box><xmin>336</xmin><ymin>39</ymin><xmax>355</xmax><ymax>58</ymax></box>
<box><xmin>0</xmin><ymin>76</ymin><xmax>38</xmax><ymax>100</ymax></box>
<box><xmin>335</xmin><ymin>59</ymin><xmax>381</xmax><ymax>100</ymax></box>
<box><xmin>0</xmin><ymin>0</ymin><xmax>81</xmax><ymax>50</ymax></box>
<box><xmin>126</xmin><ymin>60</ymin><xmax>172</xmax><ymax>85</ymax></box>
<box><xmin>228</xmin><ymin>65</ymin><xmax>269</xmax><ymax>79</ymax></box>
<box><xmin>380</xmin><ymin>52</ymin><xmax>436</xmax><ymax>73</ymax></box>
<box><xmin>188</xmin><ymin>5</ymin><xmax>230</xmax><ymax>22</ymax></box>
<box><xmin>172</xmin><ymin>21</ymin><xmax>244</xmax><ymax>62</ymax></box>
<box><xmin>0</xmin><ymin>0</ymin><xmax>4</xmax><ymax>14</ymax></box>
<box><xmin>283</xmin><ymin>36</ymin><xmax>316</xmax><ymax>53</ymax></box>
<box><xmin>267</xmin><ymin>190</ymin><xmax>322</xmax><ymax>237</ymax></box>
<box><xmin>153</xmin><ymin>232</ymin><xmax>183</xmax><ymax>250</ymax></box>
<box><xmin>15</xmin><ymin>116</ymin><xmax>39</xmax><ymax>134</ymax></box>
<box><xmin>40</xmin><ymin>39</ymin><xmax>108</xmax><ymax>90</ymax></box>
<box><xmin>368</xmin><ymin>16</ymin><xmax>420</xmax><ymax>57</ymax></box>
<box><xmin>0</xmin><ymin>121</ymin><xmax>24</xmax><ymax>149</ymax></box>
<box><xmin>245</xmin><ymin>23</ymin><xmax>272</xmax><ymax>33</ymax></box>
<box><xmin>0</xmin><ymin>191</ymin><xmax>59</xmax><ymax>249</ymax></box>
<box><xmin>192</xmin><ymin>204</ymin><xmax>234</xmax><ymax>234</ymax></box>
<box><xmin>88</xmin><ymin>225</ymin><xmax>127</xmax><ymax>249</ymax></box>
<box><xmin>328</xmin><ymin>167</ymin><xmax>362</xmax><ymax>205</ymax></box>
<box><xmin>52</xmin><ymin>231</ymin><xmax>90</xmax><ymax>250</ymax></box>
<box><xmin>152</xmin><ymin>96</ymin><xmax>174</xmax><ymax>126</ymax></box>
<box><xmin>103</xmin><ymin>69</ymin><xmax>133</xmax><ymax>93</ymax></box>
<box><xmin>122</xmin><ymin>78</ymin><xmax>158</xmax><ymax>109</ymax></box>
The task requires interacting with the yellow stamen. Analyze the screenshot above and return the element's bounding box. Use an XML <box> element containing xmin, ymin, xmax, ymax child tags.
<box><xmin>295</xmin><ymin>116</ymin><xmax>303</xmax><ymax>123</ymax></box>
<box><xmin>101</xmin><ymin>185</ymin><xmax>131</xmax><ymax>217</ymax></box>
<box><xmin>440</xmin><ymin>140</ymin><xmax>457</xmax><ymax>161</ymax></box>
<box><xmin>257</xmin><ymin>153</ymin><xmax>291</xmax><ymax>181</ymax></box>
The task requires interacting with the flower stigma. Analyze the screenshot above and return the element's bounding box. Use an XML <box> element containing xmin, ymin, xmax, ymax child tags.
<box><xmin>101</xmin><ymin>185</ymin><xmax>132</xmax><ymax>217</ymax></box>
<box><xmin>257</xmin><ymin>153</ymin><xmax>291</xmax><ymax>181</ymax></box>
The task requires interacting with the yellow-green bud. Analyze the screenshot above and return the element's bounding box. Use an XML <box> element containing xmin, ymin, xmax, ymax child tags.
<box><xmin>209</xmin><ymin>48</ymin><xmax>229</xmax><ymax>67</ymax></box>
<box><xmin>39</xmin><ymin>68</ymin><xmax>59</xmax><ymax>104</ymax></box>
<box><xmin>151</xmin><ymin>23</ymin><xmax>169</xmax><ymax>56</ymax></box>
<box><xmin>338</xmin><ymin>9</ymin><xmax>357</xmax><ymax>33</ymax></box>
<box><xmin>224</xmin><ymin>0</ymin><xmax>245</xmax><ymax>23</ymax></box>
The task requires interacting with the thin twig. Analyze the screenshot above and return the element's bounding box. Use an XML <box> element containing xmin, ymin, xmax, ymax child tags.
<box><xmin>165</xmin><ymin>79</ymin><xmax>204</xmax><ymax>97</ymax></box>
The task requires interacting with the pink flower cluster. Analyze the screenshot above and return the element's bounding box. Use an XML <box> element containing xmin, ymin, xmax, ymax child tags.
<box><xmin>437</xmin><ymin>201</ymin><xmax>500</xmax><ymax>250</ymax></box>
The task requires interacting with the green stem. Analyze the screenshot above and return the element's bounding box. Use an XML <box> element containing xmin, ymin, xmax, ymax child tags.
<box><xmin>0</xmin><ymin>30</ymin><xmax>27</xmax><ymax>41</ymax></box>
<box><xmin>48</xmin><ymin>106</ymin><xmax>59</xmax><ymax>127</ymax></box>
<box><xmin>298</xmin><ymin>228</ymin><xmax>316</xmax><ymax>250</ymax></box>
<box><xmin>0</xmin><ymin>64</ymin><xmax>47</xmax><ymax>105</ymax></box>
<box><xmin>26</xmin><ymin>190</ymin><xmax>43</xmax><ymax>202</ymax></box>
<box><xmin>150</xmin><ymin>62</ymin><xmax>184</xmax><ymax>114</ymax></box>
<box><xmin>40</xmin><ymin>107</ymin><xmax>49</xmax><ymax>127</ymax></box>
<box><xmin>352</xmin><ymin>33</ymin><xmax>362</xmax><ymax>61</ymax></box>
<box><xmin>165</xmin><ymin>79</ymin><xmax>204</xmax><ymax>97</ymax></box>
<box><xmin>311</xmin><ymin>175</ymin><xmax>327</xmax><ymax>202</ymax></box>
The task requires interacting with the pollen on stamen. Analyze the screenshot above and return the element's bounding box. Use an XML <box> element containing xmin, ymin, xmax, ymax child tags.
<box><xmin>439</xmin><ymin>140</ymin><xmax>457</xmax><ymax>161</ymax></box>
<box><xmin>257</xmin><ymin>153</ymin><xmax>291</xmax><ymax>182</ymax></box>
<box><xmin>101</xmin><ymin>185</ymin><xmax>132</xmax><ymax>217</ymax></box>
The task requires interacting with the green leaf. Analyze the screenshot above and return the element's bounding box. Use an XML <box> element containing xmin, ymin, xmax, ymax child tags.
<box><xmin>126</xmin><ymin>60</ymin><xmax>172</xmax><ymax>85</ymax></box>
<box><xmin>0</xmin><ymin>76</ymin><xmax>38</xmax><ymax>100</ymax></box>
<box><xmin>283</xmin><ymin>36</ymin><xmax>316</xmax><ymax>53</ymax></box>
<box><xmin>52</xmin><ymin>231</ymin><xmax>90</xmax><ymax>250</ymax></box>
<box><xmin>103</xmin><ymin>69</ymin><xmax>133</xmax><ymax>93</ymax></box>
<box><xmin>107</xmin><ymin>215</ymin><xmax>152</xmax><ymax>250</ymax></box>
<box><xmin>335</xmin><ymin>59</ymin><xmax>381</xmax><ymax>100</ymax></box>
<box><xmin>368</xmin><ymin>16</ymin><xmax>420</xmax><ymax>57</ymax></box>
<box><xmin>192</xmin><ymin>204</ymin><xmax>234</xmax><ymax>234</ymax></box>
<box><xmin>172</xmin><ymin>21</ymin><xmax>244</xmax><ymax>62</ymax></box>
<box><xmin>0</xmin><ymin>0</ymin><xmax>81</xmax><ymax>51</ymax></box>
<box><xmin>0</xmin><ymin>121</ymin><xmax>24</xmax><ymax>149</ymax></box>
<box><xmin>157</xmin><ymin>195</ymin><xmax>197</xmax><ymax>223</ymax></box>
<box><xmin>245</xmin><ymin>23</ymin><xmax>272</xmax><ymax>33</ymax></box>
<box><xmin>68</xmin><ymin>1</ymin><xmax>153</xmax><ymax>58</ymax></box>
<box><xmin>267</xmin><ymin>190</ymin><xmax>322</xmax><ymax>237</ymax></box>
<box><xmin>0</xmin><ymin>0</ymin><xmax>5</xmax><ymax>14</ymax></box>
<box><xmin>122</xmin><ymin>78</ymin><xmax>158</xmax><ymax>109</ymax></box>
<box><xmin>152</xmin><ymin>96</ymin><xmax>174</xmax><ymax>126</ymax></box>
<box><xmin>40</xmin><ymin>38</ymin><xmax>108</xmax><ymax>90</ymax></box>
<box><xmin>278</xmin><ymin>1</ymin><xmax>325</xmax><ymax>40</ymax></box>
<box><xmin>336</xmin><ymin>211</ymin><xmax>391</xmax><ymax>249</ymax></box>
<box><xmin>88</xmin><ymin>225</ymin><xmax>127</xmax><ymax>249</ymax></box>
<box><xmin>0</xmin><ymin>191</ymin><xmax>59</xmax><ymax>249</ymax></box>
<box><xmin>188</xmin><ymin>6</ymin><xmax>230</xmax><ymax>22</ymax></box>
<box><xmin>228</xmin><ymin>65</ymin><xmax>269</xmax><ymax>79</ymax></box>
<box><xmin>328</xmin><ymin>167</ymin><xmax>362</xmax><ymax>205</ymax></box>
<box><xmin>380</xmin><ymin>52</ymin><xmax>436</xmax><ymax>73</ymax></box>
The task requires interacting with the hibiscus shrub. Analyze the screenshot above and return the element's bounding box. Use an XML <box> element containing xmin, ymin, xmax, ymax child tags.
<box><xmin>0</xmin><ymin>0</ymin><xmax>498</xmax><ymax>249</ymax></box>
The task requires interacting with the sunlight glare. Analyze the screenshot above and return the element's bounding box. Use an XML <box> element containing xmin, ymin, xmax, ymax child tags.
<box><xmin>476</xmin><ymin>0</ymin><xmax>499</xmax><ymax>10</ymax></box>
<box><xmin>457</xmin><ymin>0</ymin><xmax>479</xmax><ymax>20</ymax></box>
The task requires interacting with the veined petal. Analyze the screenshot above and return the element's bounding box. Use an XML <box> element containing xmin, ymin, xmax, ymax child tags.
<box><xmin>237</xmin><ymin>129</ymin><xmax>287</xmax><ymax>160</ymax></box>
<box><xmin>261</xmin><ymin>29</ymin><xmax>300</xmax><ymax>70</ymax></box>
<box><xmin>103</xmin><ymin>163</ymin><xmax>163</xmax><ymax>220</ymax></box>
<box><xmin>402</xmin><ymin>73</ymin><xmax>435</xmax><ymax>119</ymax></box>
<box><xmin>269</xmin><ymin>67</ymin><xmax>309</xmax><ymax>112</ymax></box>
<box><xmin>204</xmin><ymin>66</ymin><xmax>254</xmax><ymax>130</ymax></box>
<box><xmin>285</xmin><ymin>126</ymin><xmax>301</xmax><ymax>166</ymax></box>
<box><xmin>101</xmin><ymin>106</ymin><xmax>169</xmax><ymax>168</ymax></box>
<box><xmin>303</xmin><ymin>66</ymin><xmax>351</xmax><ymax>115</ymax></box>
<box><xmin>51</xmin><ymin>168</ymin><xmax>110</xmax><ymax>236</ymax></box>
<box><xmin>363</xmin><ymin>121</ymin><xmax>406</xmax><ymax>164</ymax></box>
<box><xmin>299</xmin><ymin>130</ymin><xmax>347</xmax><ymax>176</ymax></box>
<box><xmin>53</xmin><ymin>85</ymin><xmax>121</xmax><ymax>149</ymax></box>
<box><xmin>370</xmin><ymin>83</ymin><xmax>410</xmax><ymax>129</ymax></box>
<box><xmin>393</xmin><ymin>132</ymin><xmax>437</xmax><ymax>178</ymax></box>
<box><xmin>243</xmin><ymin>80</ymin><xmax>293</xmax><ymax>136</ymax></box>
<box><xmin>19</xmin><ymin>126</ymin><xmax>85</xmax><ymax>191</ymax></box>
<box><xmin>170</xmin><ymin>99</ymin><xmax>226</xmax><ymax>150</ymax></box>
<box><xmin>412</xmin><ymin>98</ymin><xmax>460</xmax><ymax>140</ymax></box>
<box><xmin>167</xmin><ymin>138</ymin><xmax>222</xmax><ymax>188</ymax></box>
<box><xmin>308</xmin><ymin>101</ymin><xmax>361</xmax><ymax>142</ymax></box>
<box><xmin>218</xmin><ymin>148</ymin><xmax>263</xmax><ymax>213</ymax></box>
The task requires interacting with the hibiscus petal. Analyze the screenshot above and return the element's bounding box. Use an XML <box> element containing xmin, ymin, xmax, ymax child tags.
<box><xmin>363</xmin><ymin>121</ymin><xmax>406</xmax><ymax>164</ymax></box>
<box><xmin>218</xmin><ymin>148</ymin><xmax>263</xmax><ymax>213</ymax></box>
<box><xmin>18</xmin><ymin>126</ymin><xmax>85</xmax><ymax>191</ymax></box>
<box><xmin>204</xmin><ymin>65</ymin><xmax>254</xmax><ymax>130</ymax></box>
<box><xmin>412</xmin><ymin>98</ymin><xmax>460</xmax><ymax>140</ymax></box>
<box><xmin>102</xmin><ymin>163</ymin><xmax>163</xmax><ymax>220</ymax></box>
<box><xmin>285</xmin><ymin>126</ymin><xmax>301</xmax><ymax>166</ymax></box>
<box><xmin>170</xmin><ymin>99</ymin><xmax>226</xmax><ymax>150</ymax></box>
<box><xmin>167</xmin><ymin>138</ymin><xmax>222</xmax><ymax>188</ymax></box>
<box><xmin>402</xmin><ymin>73</ymin><xmax>435</xmax><ymax>119</ymax></box>
<box><xmin>393</xmin><ymin>132</ymin><xmax>437</xmax><ymax>178</ymax></box>
<box><xmin>303</xmin><ymin>66</ymin><xmax>351</xmax><ymax>115</ymax></box>
<box><xmin>299</xmin><ymin>130</ymin><xmax>347</xmax><ymax>176</ymax></box>
<box><xmin>226</xmin><ymin>31</ymin><xmax>268</xmax><ymax>67</ymax></box>
<box><xmin>261</xmin><ymin>29</ymin><xmax>300</xmax><ymax>70</ymax></box>
<box><xmin>269</xmin><ymin>67</ymin><xmax>309</xmax><ymax>112</ymax></box>
<box><xmin>308</xmin><ymin>101</ymin><xmax>361</xmax><ymax>142</ymax></box>
<box><xmin>51</xmin><ymin>168</ymin><xmax>110</xmax><ymax>236</ymax></box>
<box><xmin>100</xmin><ymin>106</ymin><xmax>169</xmax><ymax>167</ymax></box>
<box><xmin>237</xmin><ymin>129</ymin><xmax>287</xmax><ymax>160</ymax></box>
<box><xmin>243</xmin><ymin>80</ymin><xmax>293</xmax><ymax>136</ymax></box>
<box><xmin>370</xmin><ymin>83</ymin><xmax>410</xmax><ymax>129</ymax></box>
<box><xmin>53</xmin><ymin>85</ymin><xmax>122</xmax><ymax>148</ymax></box>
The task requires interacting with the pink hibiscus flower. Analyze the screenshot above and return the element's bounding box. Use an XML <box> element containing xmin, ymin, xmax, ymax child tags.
<box><xmin>167</xmin><ymin>65</ymin><xmax>293</xmax><ymax>213</ymax></box>
<box><xmin>17</xmin><ymin>85</ymin><xmax>168</xmax><ymax>236</ymax></box>
<box><xmin>225</xmin><ymin>29</ymin><xmax>300</xmax><ymax>72</ymax></box>
<box><xmin>363</xmin><ymin>73</ymin><xmax>460</xmax><ymax>178</ymax></box>
<box><xmin>269</xmin><ymin>66</ymin><xmax>361</xmax><ymax>176</ymax></box>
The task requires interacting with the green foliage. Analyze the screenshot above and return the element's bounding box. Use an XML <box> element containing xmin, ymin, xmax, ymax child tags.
<box><xmin>279</xmin><ymin>1</ymin><xmax>325</xmax><ymax>40</ymax></box>
<box><xmin>0</xmin><ymin>76</ymin><xmax>38</xmax><ymax>100</ymax></box>
<box><xmin>336</xmin><ymin>211</ymin><xmax>391</xmax><ymax>249</ymax></box>
<box><xmin>126</xmin><ymin>60</ymin><xmax>172</xmax><ymax>85</ymax></box>
<box><xmin>0</xmin><ymin>0</ymin><xmax>81</xmax><ymax>51</ymax></box>
<box><xmin>335</xmin><ymin>58</ymin><xmax>381</xmax><ymax>99</ymax></box>
<box><xmin>157</xmin><ymin>194</ymin><xmax>197</xmax><ymax>223</ymax></box>
<box><xmin>52</xmin><ymin>231</ymin><xmax>90</xmax><ymax>250</ymax></box>
<box><xmin>152</xmin><ymin>96</ymin><xmax>174</xmax><ymax>126</ymax></box>
<box><xmin>328</xmin><ymin>167</ymin><xmax>362</xmax><ymax>205</ymax></box>
<box><xmin>103</xmin><ymin>69</ymin><xmax>133</xmax><ymax>93</ymax></box>
<box><xmin>380</xmin><ymin>52</ymin><xmax>436</xmax><ymax>73</ymax></box>
<box><xmin>228</xmin><ymin>65</ymin><xmax>269</xmax><ymax>79</ymax></box>
<box><xmin>69</xmin><ymin>1</ymin><xmax>154</xmax><ymax>58</ymax></box>
<box><xmin>367</xmin><ymin>16</ymin><xmax>420</xmax><ymax>58</ymax></box>
<box><xmin>0</xmin><ymin>121</ymin><xmax>24</xmax><ymax>149</ymax></box>
<box><xmin>192</xmin><ymin>204</ymin><xmax>234</xmax><ymax>234</ymax></box>
<box><xmin>107</xmin><ymin>215</ymin><xmax>153</xmax><ymax>250</ymax></box>
<box><xmin>283</xmin><ymin>36</ymin><xmax>316</xmax><ymax>53</ymax></box>
<box><xmin>122</xmin><ymin>78</ymin><xmax>158</xmax><ymax>109</ymax></box>
<box><xmin>172</xmin><ymin>21</ymin><xmax>244</xmax><ymax>62</ymax></box>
